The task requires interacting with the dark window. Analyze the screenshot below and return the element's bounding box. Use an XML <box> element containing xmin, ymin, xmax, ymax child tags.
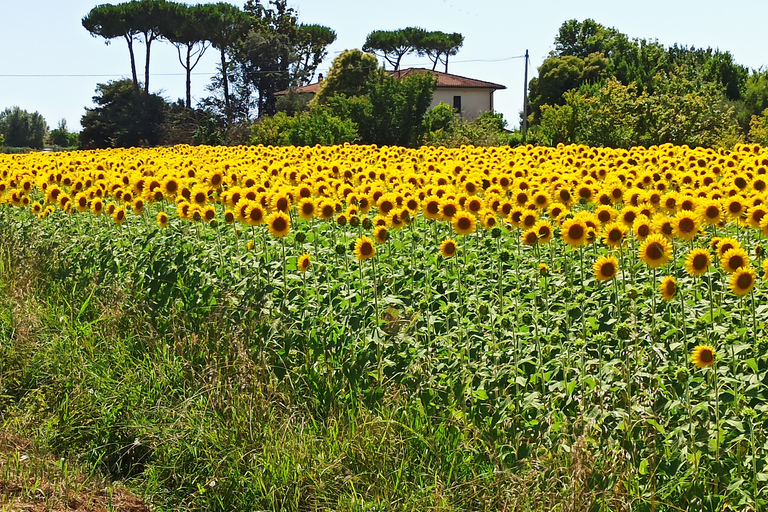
<box><xmin>453</xmin><ymin>95</ymin><xmax>462</xmax><ymax>115</ymax></box>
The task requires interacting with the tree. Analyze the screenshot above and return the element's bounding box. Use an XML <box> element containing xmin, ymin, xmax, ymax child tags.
<box><xmin>328</xmin><ymin>68</ymin><xmax>437</xmax><ymax>146</ymax></box>
<box><xmin>0</xmin><ymin>107</ymin><xmax>48</xmax><ymax>149</ymax></box>
<box><xmin>49</xmin><ymin>119</ymin><xmax>79</xmax><ymax>148</ymax></box>
<box><xmin>292</xmin><ymin>23</ymin><xmax>337</xmax><ymax>85</ymax></box>
<box><xmin>165</xmin><ymin>2</ymin><xmax>214</xmax><ymax>108</ymax></box>
<box><xmin>362</xmin><ymin>27</ymin><xmax>427</xmax><ymax>70</ymax></box>
<box><xmin>206</xmin><ymin>2</ymin><xmax>251</xmax><ymax>125</ymax></box>
<box><xmin>311</xmin><ymin>49</ymin><xmax>379</xmax><ymax>105</ymax></box>
<box><xmin>83</xmin><ymin>2</ymin><xmax>142</xmax><ymax>96</ymax></box>
<box><xmin>416</xmin><ymin>31</ymin><xmax>463</xmax><ymax>72</ymax></box>
<box><xmin>80</xmin><ymin>79</ymin><xmax>167</xmax><ymax>148</ymax></box>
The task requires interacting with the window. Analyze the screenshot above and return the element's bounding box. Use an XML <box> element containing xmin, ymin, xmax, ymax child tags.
<box><xmin>453</xmin><ymin>95</ymin><xmax>462</xmax><ymax>116</ymax></box>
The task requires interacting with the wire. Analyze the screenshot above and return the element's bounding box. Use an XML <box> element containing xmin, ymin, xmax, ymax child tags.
<box><xmin>0</xmin><ymin>72</ymin><xmax>218</xmax><ymax>77</ymax></box>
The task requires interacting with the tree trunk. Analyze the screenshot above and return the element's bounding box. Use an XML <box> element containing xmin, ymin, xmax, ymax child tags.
<box><xmin>124</xmin><ymin>34</ymin><xmax>140</xmax><ymax>97</ymax></box>
<box><xmin>221</xmin><ymin>47</ymin><xmax>231</xmax><ymax>126</ymax></box>
<box><xmin>144</xmin><ymin>34</ymin><xmax>152</xmax><ymax>94</ymax></box>
<box><xmin>186</xmin><ymin>46</ymin><xmax>192</xmax><ymax>109</ymax></box>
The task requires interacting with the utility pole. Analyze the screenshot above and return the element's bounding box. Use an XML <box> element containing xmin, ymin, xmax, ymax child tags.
<box><xmin>522</xmin><ymin>49</ymin><xmax>529</xmax><ymax>144</ymax></box>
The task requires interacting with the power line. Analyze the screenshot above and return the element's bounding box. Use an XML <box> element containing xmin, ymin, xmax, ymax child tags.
<box><xmin>0</xmin><ymin>72</ymin><xmax>217</xmax><ymax>78</ymax></box>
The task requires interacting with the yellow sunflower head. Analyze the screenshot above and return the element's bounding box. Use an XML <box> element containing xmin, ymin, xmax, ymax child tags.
<box><xmin>593</xmin><ymin>255</ymin><xmax>619</xmax><ymax>281</ymax></box>
<box><xmin>638</xmin><ymin>233</ymin><xmax>672</xmax><ymax>268</ymax></box>
<box><xmin>729</xmin><ymin>266</ymin><xmax>756</xmax><ymax>296</ymax></box>
<box><xmin>440</xmin><ymin>238</ymin><xmax>458</xmax><ymax>258</ymax></box>
<box><xmin>267</xmin><ymin>211</ymin><xmax>291</xmax><ymax>238</ymax></box>
<box><xmin>452</xmin><ymin>211</ymin><xmax>476</xmax><ymax>236</ymax></box>
<box><xmin>298</xmin><ymin>253</ymin><xmax>311</xmax><ymax>273</ymax></box>
<box><xmin>354</xmin><ymin>235</ymin><xmax>376</xmax><ymax>261</ymax></box>
<box><xmin>659</xmin><ymin>276</ymin><xmax>677</xmax><ymax>301</ymax></box>
<box><xmin>721</xmin><ymin>247</ymin><xmax>750</xmax><ymax>274</ymax></box>
<box><xmin>685</xmin><ymin>248</ymin><xmax>711</xmax><ymax>277</ymax></box>
<box><xmin>691</xmin><ymin>344</ymin><xmax>716</xmax><ymax>369</ymax></box>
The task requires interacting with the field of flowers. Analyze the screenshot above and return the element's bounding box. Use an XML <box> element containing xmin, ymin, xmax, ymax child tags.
<box><xmin>2</xmin><ymin>142</ymin><xmax>768</xmax><ymax>510</ymax></box>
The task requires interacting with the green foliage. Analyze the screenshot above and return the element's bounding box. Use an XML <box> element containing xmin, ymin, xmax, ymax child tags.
<box><xmin>48</xmin><ymin>119</ymin><xmax>79</xmax><ymax>149</ymax></box>
<box><xmin>532</xmin><ymin>73</ymin><xmax>741</xmax><ymax>149</ymax></box>
<box><xmin>528</xmin><ymin>18</ymin><xmax>754</xmax><ymax>143</ymax></box>
<box><xmin>80</xmin><ymin>80</ymin><xmax>167</xmax><ymax>149</ymax></box>
<box><xmin>311</xmin><ymin>49</ymin><xmax>379</xmax><ymax>106</ymax></box>
<box><xmin>250</xmin><ymin>106</ymin><xmax>357</xmax><ymax>146</ymax></box>
<box><xmin>422</xmin><ymin>106</ymin><xmax>513</xmax><ymax>147</ymax></box>
<box><xmin>363</xmin><ymin>27</ymin><xmax>428</xmax><ymax>70</ymax></box>
<box><xmin>330</xmin><ymin>68</ymin><xmax>437</xmax><ymax>146</ymax></box>
<box><xmin>0</xmin><ymin>106</ymin><xmax>47</xmax><ymax>149</ymax></box>
<box><xmin>748</xmin><ymin>108</ymin><xmax>768</xmax><ymax>145</ymax></box>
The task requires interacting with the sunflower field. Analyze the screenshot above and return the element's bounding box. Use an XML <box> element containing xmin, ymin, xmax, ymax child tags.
<box><xmin>2</xmin><ymin>142</ymin><xmax>768</xmax><ymax>510</ymax></box>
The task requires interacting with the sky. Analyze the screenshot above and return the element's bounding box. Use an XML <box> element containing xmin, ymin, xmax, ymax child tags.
<box><xmin>2</xmin><ymin>0</ymin><xmax>768</xmax><ymax>132</ymax></box>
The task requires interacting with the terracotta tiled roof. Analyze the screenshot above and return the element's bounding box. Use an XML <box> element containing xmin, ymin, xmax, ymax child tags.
<box><xmin>389</xmin><ymin>68</ymin><xmax>506</xmax><ymax>90</ymax></box>
<box><xmin>275</xmin><ymin>68</ymin><xmax>506</xmax><ymax>96</ymax></box>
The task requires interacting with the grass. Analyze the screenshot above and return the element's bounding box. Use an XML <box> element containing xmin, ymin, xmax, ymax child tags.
<box><xmin>0</xmin><ymin>216</ymin><xmax>640</xmax><ymax>511</ymax></box>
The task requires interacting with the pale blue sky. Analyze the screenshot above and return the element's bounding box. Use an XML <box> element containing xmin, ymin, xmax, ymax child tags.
<box><xmin>2</xmin><ymin>0</ymin><xmax>767</xmax><ymax>132</ymax></box>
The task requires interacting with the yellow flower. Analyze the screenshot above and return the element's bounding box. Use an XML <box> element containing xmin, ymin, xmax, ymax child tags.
<box><xmin>593</xmin><ymin>255</ymin><xmax>619</xmax><ymax>281</ymax></box>
<box><xmin>354</xmin><ymin>235</ymin><xmax>376</xmax><ymax>261</ymax></box>
<box><xmin>721</xmin><ymin>247</ymin><xmax>749</xmax><ymax>274</ymax></box>
<box><xmin>638</xmin><ymin>234</ymin><xmax>672</xmax><ymax>268</ymax></box>
<box><xmin>452</xmin><ymin>211</ymin><xmax>476</xmax><ymax>236</ymax></box>
<box><xmin>266</xmin><ymin>211</ymin><xmax>291</xmax><ymax>238</ymax></box>
<box><xmin>298</xmin><ymin>253</ymin><xmax>311</xmax><ymax>272</ymax></box>
<box><xmin>691</xmin><ymin>344</ymin><xmax>716</xmax><ymax>368</ymax></box>
<box><xmin>560</xmin><ymin>217</ymin><xmax>589</xmax><ymax>248</ymax></box>
<box><xmin>685</xmin><ymin>248</ymin><xmax>711</xmax><ymax>277</ymax></box>
<box><xmin>157</xmin><ymin>211</ymin><xmax>169</xmax><ymax>228</ymax></box>
<box><xmin>729</xmin><ymin>266</ymin><xmax>756</xmax><ymax>296</ymax></box>
<box><xmin>440</xmin><ymin>238</ymin><xmax>457</xmax><ymax>258</ymax></box>
<box><xmin>659</xmin><ymin>276</ymin><xmax>677</xmax><ymax>301</ymax></box>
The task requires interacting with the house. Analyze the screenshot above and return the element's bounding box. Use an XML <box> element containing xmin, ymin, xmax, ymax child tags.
<box><xmin>275</xmin><ymin>68</ymin><xmax>506</xmax><ymax>121</ymax></box>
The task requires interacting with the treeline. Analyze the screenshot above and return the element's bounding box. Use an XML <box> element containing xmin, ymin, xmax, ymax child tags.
<box><xmin>526</xmin><ymin>18</ymin><xmax>768</xmax><ymax>149</ymax></box>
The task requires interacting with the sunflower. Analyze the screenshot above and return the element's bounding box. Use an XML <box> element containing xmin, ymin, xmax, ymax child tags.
<box><xmin>659</xmin><ymin>276</ymin><xmax>677</xmax><ymax>301</ymax></box>
<box><xmin>298</xmin><ymin>197</ymin><xmax>316</xmax><ymax>220</ymax></box>
<box><xmin>691</xmin><ymin>344</ymin><xmax>716</xmax><ymax>368</ymax></box>
<box><xmin>244</xmin><ymin>202</ymin><xmax>266</xmax><ymax>226</ymax></box>
<box><xmin>452</xmin><ymin>211</ymin><xmax>477</xmax><ymax>235</ymax></box>
<box><xmin>465</xmin><ymin>196</ymin><xmax>483</xmax><ymax>215</ymax></box>
<box><xmin>619</xmin><ymin>205</ymin><xmax>639</xmax><ymax>227</ymax></box>
<box><xmin>593</xmin><ymin>255</ymin><xmax>619</xmax><ymax>281</ymax></box>
<box><xmin>298</xmin><ymin>253</ymin><xmax>311</xmax><ymax>273</ymax></box>
<box><xmin>632</xmin><ymin>215</ymin><xmax>653</xmax><ymax>241</ymax></box>
<box><xmin>672</xmin><ymin>211</ymin><xmax>700</xmax><ymax>241</ymax></box>
<box><xmin>522</xmin><ymin>228</ymin><xmax>539</xmax><ymax>246</ymax></box>
<box><xmin>638</xmin><ymin>233</ymin><xmax>672</xmax><ymax>268</ymax></box>
<box><xmin>715</xmin><ymin>237</ymin><xmax>740</xmax><ymax>258</ymax></box>
<box><xmin>112</xmin><ymin>206</ymin><xmax>126</xmax><ymax>225</ymax></box>
<box><xmin>423</xmin><ymin>196</ymin><xmax>443</xmax><ymax>220</ymax></box>
<box><xmin>439</xmin><ymin>198</ymin><xmax>459</xmax><ymax>220</ymax></box>
<box><xmin>602</xmin><ymin>222</ymin><xmax>627</xmax><ymax>248</ymax></box>
<box><xmin>440</xmin><ymin>238</ymin><xmax>458</xmax><ymax>258</ymax></box>
<box><xmin>763</xmin><ymin>258</ymin><xmax>768</xmax><ymax>280</ymax></box>
<box><xmin>535</xmin><ymin>220</ymin><xmax>554</xmax><ymax>245</ymax></box>
<box><xmin>266</xmin><ymin>211</ymin><xmax>291</xmax><ymax>238</ymax></box>
<box><xmin>729</xmin><ymin>266</ymin><xmax>756</xmax><ymax>296</ymax></box>
<box><xmin>354</xmin><ymin>235</ymin><xmax>376</xmax><ymax>261</ymax></box>
<box><xmin>373</xmin><ymin>225</ymin><xmax>389</xmax><ymax>244</ymax></box>
<box><xmin>560</xmin><ymin>217</ymin><xmax>589</xmax><ymax>248</ymax></box>
<box><xmin>721</xmin><ymin>247</ymin><xmax>750</xmax><ymax>274</ymax></box>
<box><xmin>203</xmin><ymin>205</ymin><xmax>216</xmax><ymax>223</ymax></box>
<box><xmin>685</xmin><ymin>248</ymin><xmax>711</xmax><ymax>277</ymax></box>
<box><xmin>157</xmin><ymin>211</ymin><xmax>169</xmax><ymax>228</ymax></box>
<box><xmin>595</xmin><ymin>205</ymin><xmax>616</xmax><ymax>225</ymax></box>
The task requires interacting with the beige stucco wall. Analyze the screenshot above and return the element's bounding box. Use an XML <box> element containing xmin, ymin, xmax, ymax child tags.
<box><xmin>431</xmin><ymin>88</ymin><xmax>495</xmax><ymax>120</ymax></box>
